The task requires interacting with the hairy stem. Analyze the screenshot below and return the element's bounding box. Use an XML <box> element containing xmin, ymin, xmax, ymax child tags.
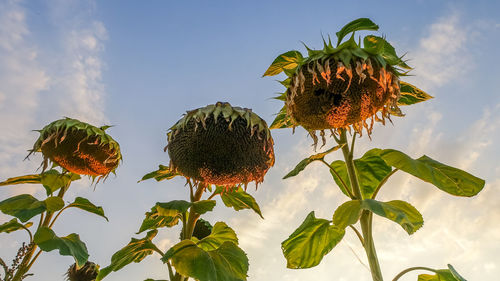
<box><xmin>392</xmin><ymin>267</ymin><xmax>437</xmax><ymax>281</ymax></box>
<box><xmin>338</xmin><ymin>130</ymin><xmax>384</xmax><ymax>281</ymax></box>
<box><xmin>11</xmin><ymin>181</ymin><xmax>70</xmax><ymax>281</ymax></box>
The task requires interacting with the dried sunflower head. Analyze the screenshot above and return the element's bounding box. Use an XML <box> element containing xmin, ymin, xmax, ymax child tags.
<box><xmin>66</xmin><ymin>261</ymin><xmax>99</xmax><ymax>281</ymax></box>
<box><xmin>166</xmin><ymin>102</ymin><xmax>275</xmax><ymax>188</ymax></box>
<box><xmin>264</xmin><ymin>18</ymin><xmax>432</xmax><ymax>147</ymax></box>
<box><xmin>27</xmin><ymin>118</ymin><xmax>122</xmax><ymax>179</ymax></box>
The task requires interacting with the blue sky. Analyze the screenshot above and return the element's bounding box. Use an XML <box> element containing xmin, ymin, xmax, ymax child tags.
<box><xmin>1</xmin><ymin>0</ymin><xmax>500</xmax><ymax>280</ymax></box>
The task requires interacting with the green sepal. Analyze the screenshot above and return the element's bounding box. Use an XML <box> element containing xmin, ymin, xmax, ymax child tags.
<box><xmin>398</xmin><ymin>82</ymin><xmax>433</xmax><ymax>106</ymax></box>
<box><xmin>263</xmin><ymin>50</ymin><xmax>304</xmax><ymax>77</ymax></box>
<box><xmin>270</xmin><ymin>105</ymin><xmax>294</xmax><ymax>129</ymax></box>
<box><xmin>336</xmin><ymin>18</ymin><xmax>379</xmax><ymax>47</ymax></box>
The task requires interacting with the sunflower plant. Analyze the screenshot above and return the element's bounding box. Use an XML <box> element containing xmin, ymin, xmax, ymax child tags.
<box><xmin>264</xmin><ymin>18</ymin><xmax>484</xmax><ymax>281</ymax></box>
<box><xmin>0</xmin><ymin>118</ymin><xmax>121</xmax><ymax>281</ymax></box>
<box><xmin>97</xmin><ymin>102</ymin><xmax>274</xmax><ymax>281</ymax></box>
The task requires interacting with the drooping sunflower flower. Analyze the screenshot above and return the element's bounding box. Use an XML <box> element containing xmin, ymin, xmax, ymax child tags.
<box><xmin>264</xmin><ymin>18</ymin><xmax>432</xmax><ymax>147</ymax></box>
<box><xmin>166</xmin><ymin>102</ymin><xmax>275</xmax><ymax>189</ymax></box>
<box><xmin>27</xmin><ymin>118</ymin><xmax>122</xmax><ymax>180</ymax></box>
<box><xmin>66</xmin><ymin>261</ymin><xmax>99</xmax><ymax>281</ymax></box>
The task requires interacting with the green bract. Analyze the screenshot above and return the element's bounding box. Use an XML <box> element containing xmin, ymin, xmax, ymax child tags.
<box><xmin>167</xmin><ymin>102</ymin><xmax>275</xmax><ymax>187</ymax></box>
<box><xmin>264</xmin><ymin>18</ymin><xmax>432</xmax><ymax>147</ymax></box>
<box><xmin>27</xmin><ymin>118</ymin><xmax>122</xmax><ymax>179</ymax></box>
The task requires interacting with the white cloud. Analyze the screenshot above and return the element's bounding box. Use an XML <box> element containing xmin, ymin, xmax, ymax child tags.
<box><xmin>410</xmin><ymin>11</ymin><xmax>470</xmax><ymax>91</ymax></box>
<box><xmin>0</xmin><ymin>0</ymin><xmax>49</xmax><ymax>177</ymax></box>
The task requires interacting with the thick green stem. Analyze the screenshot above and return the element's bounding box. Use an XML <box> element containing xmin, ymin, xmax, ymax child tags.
<box><xmin>11</xmin><ymin>182</ymin><xmax>70</xmax><ymax>281</ymax></box>
<box><xmin>173</xmin><ymin>184</ymin><xmax>205</xmax><ymax>281</ymax></box>
<box><xmin>338</xmin><ymin>130</ymin><xmax>384</xmax><ymax>281</ymax></box>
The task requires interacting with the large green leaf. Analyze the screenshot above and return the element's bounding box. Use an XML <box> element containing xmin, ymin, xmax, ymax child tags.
<box><xmin>379</xmin><ymin>149</ymin><xmax>485</xmax><ymax>197</ymax></box>
<box><xmin>67</xmin><ymin>197</ymin><xmax>108</xmax><ymax>221</ymax></box>
<box><xmin>361</xmin><ymin>199</ymin><xmax>423</xmax><ymax>235</ymax></box>
<box><xmin>0</xmin><ymin>218</ymin><xmax>32</xmax><ymax>234</ymax></box>
<box><xmin>0</xmin><ymin>194</ymin><xmax>46</xmax><ymax>222</ymax></box>
<box><xmin>163</xmin><ymin>240</ymin><xmax>248</xmax><ymax>281</ymax></box>
<box><xmin>139</xmin><ymin>165</ymin><xmax>179</xmax><ymax>182</ymax></box>
<box><xmin>0</xmin><ymin>170</ymin><xmax>80</xmax><ymax>195</ymax></box>
<box><xmin>44</xmin><ymin>196</ymin><xmax>65</xmax><ymax>212</ymax></box>
<box><xmin>332</xmin><ymin>200</ymin><xmax>363</xmax><ymax>229</ymax></box>
<box><xmin>97</xmin><ymin>230</ymin><xmax>158</xmax><ymax>281</ymax></box>
<box><xmin>336</xmin><ymin>18</ymin><xmax>379</xmax><ymax>47</ymax></box>
<box><xmin>284</xmin><ymin>145</ymin><xmax>343</xmax><ymax>179</ymax></box>
<box><xmin>220</xmin><ymin>187</ymin><xmax>264</xmax><ymax>219</ymax></box>
<box><xmin>270</xmin><ymin>105</ymin><xmax>294</xmax><ymax>129</ymax></box>
<box><xmin>398</xmin><ymin>82</ymin><xmax>434</xmax><ymax>106</ymax></box>
<box><xmin>281</xmin><ymin>211</ymin><xmax>345</xmax><ymax>269</ymax></box>
<box><xmin>137</xmin><ymin>201</ymin><xmax>191</xmax><ymax>233</ymax></box>
<box><xmin>197</xmin><ymin>222</ymin><xmax>238</xmax><ymax>251</ymax></box>
<box><xmin>263</xmin><ymin>50</ymin><xmax>303</xmax><ymax>77</ymax></box>
<box><xmin>329</xmin><ymin>149</ymin><xmax>392</xmax><ymax>199</ymax></box>
<box><xmin>34</xmin><ymin>227</ymin><xmax>89</xmax><ymax>267</ymax></box>
<box><xmin>192</xmin><ymin>200</ymin><xmax>216</xmax><ymax>215</ymax></box>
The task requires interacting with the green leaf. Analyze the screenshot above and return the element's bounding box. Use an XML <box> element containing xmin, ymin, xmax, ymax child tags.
<box><xmin>365</xmin><ymin>36</ymin><xmax>412</xmax><ymax>69</ymax></box>
<box><xmin>192</xmin><ymin>200</ymin><xmax>216</xmax><ymax>215</ymax></box>
<box><xmin>44</xmin><ymin>196</ymin><xmax>65</xmax><ymax>212</ymax></box>
<box><xmin>0</xmin><ymin>174</ymin><xmax>41</xmax><ymax>186</ymax></box>
<box><xmin>139</xmin><ymin>165</ymin><xmax>179</xmax><ymax>182</ymax></box>
<box><xmin>270</xmin><ymin>105</ymin><xmax>294</xmax><ymax>129</ymax></box>
<box><xmin>398</xmin><ymin>82</ymin><xmax>434</xmax><ymax>106</ymax></box>
<box><xmin>361</xmin><ymin>199</ymin><xmax>423</xmax><ymax>235</ymax></box>
<box><xmin>208</xmin><ymin>242</ymin><xmax>248</xmax><ymax>281</ymax></box>
<box><xmin>329</xmin><ymin>160</ymin><xmax>352</xmax><ymax>197</ymax></box>
<box><xmin>0</xmin><ymin>194</ymin><xmax>46</xmax><ymax>222</ymax></box>
<box><xmin>263</xmin><ymin>50</ymin><xmax>303</xmax><ymax>77</ymax></box>
<box><xmin>284</xmin><ymin>145</ymin><xmax>343</xmax><ymax>179</ymax></box>
<box><xmin>67</xmin><ymin>197</ymin><xmax>108</xmax><ymax>221</ymax></box>
<box><xmin>329</xmin><ymin>149</ymin><xmax>392</xmax><ymax>199</ymax></box>
<box><xmin>137</xmin><ymin>201</ymin><xmax>191</xmax><ymax>233</ymax></box>
<box><xmin>281</xmin><ymin>211</ymin><xmax>345</xmax><ymax>269</ymax></box>
<box><xmin>163</xmin><ymin>240</ymin><xmax>248</xmax><ymax>281</ymax></box>
<box><xmin>418</xmin><ymin>268</ymin><xmax>464</xmax><ymax>281</ymax></box>
<box><xmin>336</xmin><ymin>18</ymin><xmax>379</xmax><ymax>47</ymax></box>
<box><xmin>144</xmin><ymin>279</ymin><xmax>168</xmax><ymax>281</ymax></box>
<box><xmin>34</xmin><ymin>227</ymin><xmax>89</xmax><ymax>267</ymax></box>
<box><xmin>0</xmin><ymin>170</ymin><xmax>79</xmax><ymax>196</ymax></box>
<box><xmin>40</xmin><ymin>170</ymin><xmax>80</xmax><ymax>195</ymax></box>
<box><xmin>379</xmin><ymin>149</ymin><xmax>485</xmax><ymax>197</ymax></box>
<box><xmin>220</xmin><ymin>187</ymin><xmax>264</xmax><ymax>219</ymax></box>
<box><xmin>0</xmin><ymin>218</ymin><xmax>32</xmax><ymax>234</ymax></box>
<box><xmin>332</xmin><ymin>200</ymin><xmax>362</xmax><ymax>229</ymax></box>
<box><xmin>97</xmin><ymin>230</ymin><xmax>158</xmax><ymax>281</ymax></box>
<box><xmin>197</xmin><ymin>222</ymin><xmax>238</xmax><ymax>251</ymax></box>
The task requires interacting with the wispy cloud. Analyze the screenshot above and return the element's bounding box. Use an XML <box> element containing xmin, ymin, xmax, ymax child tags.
<box><xmin>409</xmin><ymin>11</ymin><xmax>470</xmax><ymax>91</ymax></box>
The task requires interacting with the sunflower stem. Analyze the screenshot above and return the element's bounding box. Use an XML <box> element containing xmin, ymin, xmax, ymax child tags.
<box><xmin>11</xmin><ymin>178</ymin><xmax>71</xmax><ymax>281</ymax></box>
<box><xmin>338</xmin><ymin>130</ymin><xmax>384</xmax><ymax>281</ymax></box>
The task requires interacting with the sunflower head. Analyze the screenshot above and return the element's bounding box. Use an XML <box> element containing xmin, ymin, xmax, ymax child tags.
<box><xmin>264</xmin><ymin>18</ymin><xmax>432</xmax><ymax>147</ymax></box>
<box><xmin>166</xmin><ymin>102</ymin><xmax>274</xmax><ymax>188</ymax></box>
<box><xmin>66</xmin><ymin>261</ymin><xmax>99</xmax><ymax>281</ymax></box>
<box><xmin>27</xmin><ymin>118</ymin><xmax>122</xmax><ymax>179</ymax></box>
